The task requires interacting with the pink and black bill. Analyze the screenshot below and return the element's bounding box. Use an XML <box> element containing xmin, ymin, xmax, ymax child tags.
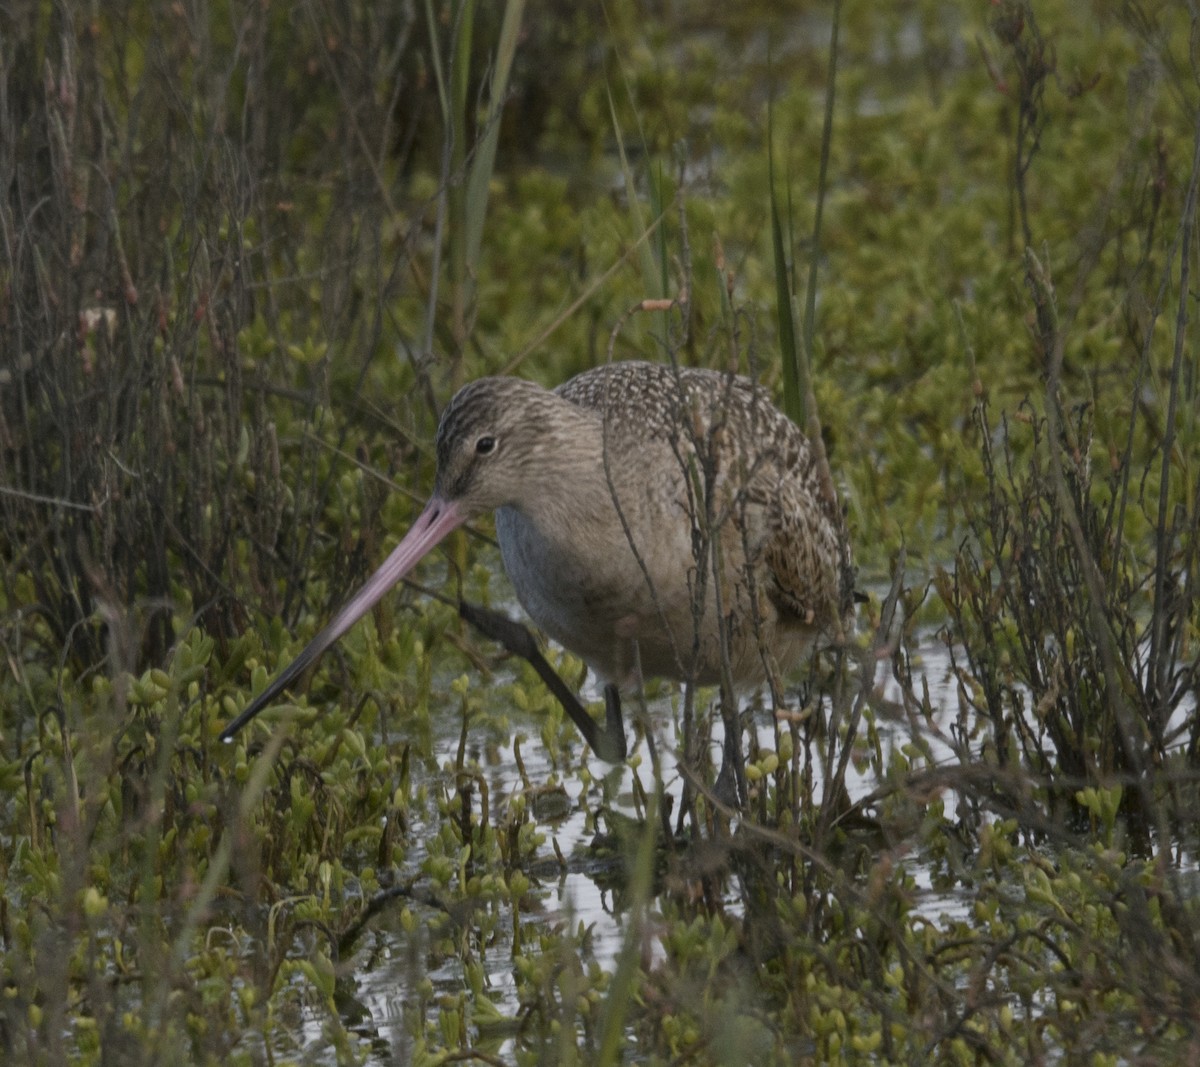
<box><xmin>219</xmin><ymin>496</ymin><xmax>466</xmax><ymax>742</ymax></box>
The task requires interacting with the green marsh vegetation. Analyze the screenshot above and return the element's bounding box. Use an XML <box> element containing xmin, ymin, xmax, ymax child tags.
<box><xmin>2</xmin><ymin>0</ymin><xmax>1199</xmax><ymax>1062</ymax></box>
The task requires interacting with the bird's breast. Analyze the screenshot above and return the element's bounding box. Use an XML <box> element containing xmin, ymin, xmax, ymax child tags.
<box><xmin>492</xmin><ymin>487</ymin><xmax>789</xmax><ymax>689</ymax></box>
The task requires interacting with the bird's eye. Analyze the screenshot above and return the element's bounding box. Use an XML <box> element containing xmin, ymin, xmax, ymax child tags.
<box><xmin>474</xmin><ymin>435</ymin><xmax>496</xmax><ymax>455</ymax></box>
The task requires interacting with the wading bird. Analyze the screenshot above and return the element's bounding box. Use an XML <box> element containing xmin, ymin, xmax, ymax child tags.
<box><xmin>220</xmin><ymin>361</ymin><xmax>855</xmax><ymax>766</ymax></box>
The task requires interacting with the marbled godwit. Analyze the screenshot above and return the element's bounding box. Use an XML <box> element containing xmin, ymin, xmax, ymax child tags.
<box><xmin>219</xmin><ymin>361</ymin><xmax>855</xmax><ymax>762</ymax></box>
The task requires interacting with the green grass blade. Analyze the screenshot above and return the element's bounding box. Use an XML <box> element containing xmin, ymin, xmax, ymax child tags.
<box><xmin>594</xmin><ymin>793</ymin><xmax>659</xmax><ymax>1063</ymax></box>
<box><xmin>606</xmin><ymin>82</ymin><xmax>664</xmax><ymax>301</ymax></box>
<box><xmin>448</xmin><ymin>0</ymin><xmax>476</xmax><ymax>304</ymax></box>
<box><xmin>769</xmin><ymin>103</ymin><xmax>804</xmax><ymax>424</ymax></box>
<box><xmin>464</xmin><ymin>0</ymin><xmax>526</xmax><ymax>275</ymax></box>
<box><xmin>422</xmin><ymin>0</ymin><xmax>450</xmax><ymax>118</ymax></box>
<box><xmin>802</xmin><ymin>0</ymin><xmax>841</xmax><ymax>401</ymax></box>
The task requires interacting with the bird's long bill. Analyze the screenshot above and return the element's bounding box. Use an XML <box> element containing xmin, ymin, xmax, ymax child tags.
<box><xmin>219</xmin><ymin>495</ymin><xmax>466</xmax><ymax>742</ymax></box>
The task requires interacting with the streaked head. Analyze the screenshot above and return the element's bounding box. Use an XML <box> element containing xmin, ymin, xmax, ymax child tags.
<box><xmin>432</xmin><ymin>376</ymin><xmax>570</xmax><ymax>513</ymax></box>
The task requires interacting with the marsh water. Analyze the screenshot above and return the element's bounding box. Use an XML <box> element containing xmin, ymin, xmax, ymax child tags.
<box><xmin>295</xmin><ymin>632</ymin><xmax>968</xmax><ymax>1062</ymax></box>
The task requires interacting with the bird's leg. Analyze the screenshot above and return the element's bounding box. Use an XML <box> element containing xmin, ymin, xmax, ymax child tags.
<box><xmin>603</xmin><ymin>684</ymin><xmax>625</xmax><ymax>755</ymax></box>
<box><xmin>457</xmin><ymin>600</ymin><xmax>627</xmax><ymax>763</ymax></box>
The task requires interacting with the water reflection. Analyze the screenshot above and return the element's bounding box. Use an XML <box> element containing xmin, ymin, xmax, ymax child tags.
<box><xmin>300</xmin><ymin>639</ymin><xmax>967</xmax><ymax>1061</ymax></box>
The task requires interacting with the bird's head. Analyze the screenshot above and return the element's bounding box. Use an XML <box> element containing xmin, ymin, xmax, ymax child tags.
<box><xmin>217</xmin><ymin>374</ymin><xmax>576</xmax><ymax>741</ymax></box>
<box><xmin>432</xmin><ymin>376</ymin><xmax>572</xmax><ymax>515</ymax></box>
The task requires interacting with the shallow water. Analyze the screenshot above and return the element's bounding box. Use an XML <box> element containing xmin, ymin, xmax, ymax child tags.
<box><xmin>295</xmin><ymin>635</ymin><xmax>971</xmax><ymax>1061</ymax></box>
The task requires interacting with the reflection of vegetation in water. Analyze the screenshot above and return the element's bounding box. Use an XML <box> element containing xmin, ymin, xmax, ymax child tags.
<box><xmin>1</xmin><ymin>0</ymin><xmax>1198</xmax><ymax>1063</ymax></box>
